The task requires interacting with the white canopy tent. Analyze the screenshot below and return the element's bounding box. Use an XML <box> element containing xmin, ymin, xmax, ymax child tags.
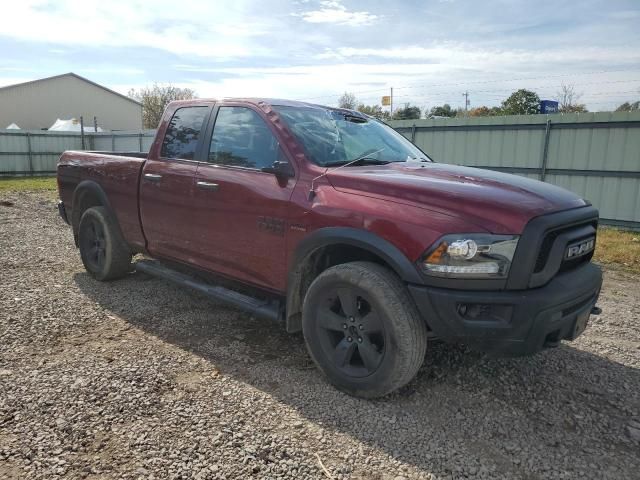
<box><xmin>5</xmin><ymin>123</ymin><xmax>20</xmax><ymax>129</ymax></box>
<box><xmin>48</xmin><ymin>118</ymin><xmax>103</xmax><ymax>132</ymax></box>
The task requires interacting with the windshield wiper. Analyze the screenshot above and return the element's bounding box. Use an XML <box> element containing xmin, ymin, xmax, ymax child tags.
<box><xmin>324</xmin><ymin>157</ymin><xmax>391</xmax><ymax>167</ymax></box>
<box><xmin>309</xmin><ymin>147</ymin><xmax>386</xmax><ymax>200</ymax></box>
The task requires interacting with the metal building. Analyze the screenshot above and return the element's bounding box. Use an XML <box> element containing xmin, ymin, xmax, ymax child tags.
<box><xmin>0</xmin><ymin>72</ymin><xmax>142</xmax><ymax>131</ymax></box>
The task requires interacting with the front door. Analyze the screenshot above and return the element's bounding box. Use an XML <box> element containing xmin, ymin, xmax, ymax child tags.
<box><xmin>191</xmin><ymin>104</ymin><xmax>297</xmax><ymax>292</ymax></box>
<box><xmin>139</xmin><ymin>105</ymin><xmax>210</xmax><ymax>264</ymax></box>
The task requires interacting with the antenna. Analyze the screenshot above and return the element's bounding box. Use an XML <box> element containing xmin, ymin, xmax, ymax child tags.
<box><xmin>308</xmin><ymin>147</ymin><xmax>385</xmax><ymax>201</ymax></box>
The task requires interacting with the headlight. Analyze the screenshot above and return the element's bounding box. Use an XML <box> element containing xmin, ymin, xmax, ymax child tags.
<box><xmin>419</xmin><ymin>234</ymin><xmax>519</xmax><ymax>278</ymax></box>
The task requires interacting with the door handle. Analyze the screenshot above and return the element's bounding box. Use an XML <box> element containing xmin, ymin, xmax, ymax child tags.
<box><xmin>196</xmin><ymin>181</ymin><xmax>219</xmax><ymax>191</ymax></box>
<box><xmin>144</xmin><ymin>173</ymin><xmax>162</xmax><ymax>182</ymax></box>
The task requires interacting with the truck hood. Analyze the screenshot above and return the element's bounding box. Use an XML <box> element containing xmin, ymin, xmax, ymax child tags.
<box><xmin>327</xmin><ymin>162</ymin><xmax>588</xmax><ymax>233</ymax></box>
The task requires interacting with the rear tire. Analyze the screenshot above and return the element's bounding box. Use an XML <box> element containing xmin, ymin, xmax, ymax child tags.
<box><xmin>78</xmin><ymin>206</ymin><xmax>131</xmax><ymax>281</ymax></box>
<box><xmin>302</xmin><ymin>261</ymin><xmax>427</xmax><ymax>398</ymax></box>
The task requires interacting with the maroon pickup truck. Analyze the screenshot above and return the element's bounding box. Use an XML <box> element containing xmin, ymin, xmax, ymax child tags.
<box><xmin>57</xmin><ymin>98</ymin><xmax>602</xmax><ymax>397</ymax></box>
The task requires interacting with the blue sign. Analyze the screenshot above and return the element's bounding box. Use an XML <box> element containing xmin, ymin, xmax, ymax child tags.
<box><xmin>540</xmin><ymin>100</ymin><xmax>559</xmax><ymax>114</ymax></box>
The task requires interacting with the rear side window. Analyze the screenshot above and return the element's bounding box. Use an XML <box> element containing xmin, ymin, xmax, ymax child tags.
<box><xmin>161</xmin><ymin>107</ymin><xmax>209</xmax><ymax>160</ymax></box>
<box><xmin>208</xmin><ymin>107</ymin><xmax>278</xmax><ymax>169</ymax></box>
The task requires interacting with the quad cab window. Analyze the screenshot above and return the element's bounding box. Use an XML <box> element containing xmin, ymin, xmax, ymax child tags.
<box><xmin>208</xmin><ymin>107</ymin><xmax>279</xmax><ymax>170</ymax></box>
<box><xmin>161</xmin><ymin>106</ymin><xmax>209</xmax><ymax>160</ymax></box>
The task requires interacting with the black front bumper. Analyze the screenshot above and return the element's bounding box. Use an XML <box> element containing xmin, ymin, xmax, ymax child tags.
<box><xmin>408</xmin><ymin>262</ymin><xmax>602</xmax><ymax>356</ymax></box>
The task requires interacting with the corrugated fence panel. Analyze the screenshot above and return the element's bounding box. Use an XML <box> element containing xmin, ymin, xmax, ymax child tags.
<box><xmin>3</xmin><ymin>114</ymin><xmax>640</xmax><ymax>228</ymax></box>
<box><xmin>0</xmin><ymin>129</ymin><xmax>156</xmax><ymax>175</ymax></box>
<box><xmin>392</xmin><ymin>111</ymin><xmax>640</xmax><ymax>229</ymax></box>
<box><xmin>0</xmin><ymin>133</ymin><xmax>29</xmax><ymax>174</ymax></box>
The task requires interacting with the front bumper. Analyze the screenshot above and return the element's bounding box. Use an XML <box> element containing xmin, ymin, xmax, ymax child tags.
<box><xmin>408</xmin><ymin>262</ymin><xmax>602</xmax><ymax>356</ymax></box>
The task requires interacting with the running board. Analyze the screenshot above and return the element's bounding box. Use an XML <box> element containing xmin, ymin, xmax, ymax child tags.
<box><xmin>134</xmin><ymin>259</ymin><xmax>281</xmax><ymax>322</ymax></box>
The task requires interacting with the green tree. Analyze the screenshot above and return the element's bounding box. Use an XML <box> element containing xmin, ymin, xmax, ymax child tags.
<box><xmin>128</xmin><ymin>84</ymin><xmax>197</xmax><ymax>129</ymax></box>
<box><xmin>392</xmin><ymin>103</ymin><xmax>421</xmax><ymax>120</ymax></box>
<box><xmin>427</xmin><ymin>104</ymin><xmax>456</xmax><ymax>118</ymax></box>
<box><xmin>356</xmin><ymin>104</ymin><xmax>389</xmax><ymax>120</ymax></box>
<box><xmin>615</xmin><ymin>101</ymin><xmax>640</xmax><ymax>112</ymax></box>
<box><xmin>500</xmin><ymin>89</ymin><xmax>541</xmax><ymax>115</ymax></box>
<box><xmin>338</xmin><ymin>92</ymin><xmax>358</xmax><ymax>110</ymax></box>
<box><xmin>469</xmin><ymin>106</ymin><xmax>504</xmax><ymax>116</ymax></box>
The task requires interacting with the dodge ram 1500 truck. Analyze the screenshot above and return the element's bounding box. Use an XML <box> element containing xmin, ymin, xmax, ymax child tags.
<box><xmin>57</xmin><ymin>98</ymin><xmax>602</xmax><ymax>398</ymax></box>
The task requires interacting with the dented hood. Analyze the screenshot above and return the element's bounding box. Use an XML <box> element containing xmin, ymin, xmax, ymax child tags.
<box><xmin>327</xmin><ymin>162</ymin><xmax>588</xmax><ymax>233</ymax></box>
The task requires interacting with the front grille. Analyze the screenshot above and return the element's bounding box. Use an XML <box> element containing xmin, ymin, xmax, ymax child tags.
<box><xmin>507</xmin><ymin>206</ymin><xmax>600</xmax><ymax>290</ymax></box>
<box><xmin>534</xmin><ymin>220</ymin><xmax>597</xmax><ymax>275</ymax></box>
<box><xmin>559</xmin><ymin>251</ymin><xmax>594</xmax><ymax>273</ymax></box>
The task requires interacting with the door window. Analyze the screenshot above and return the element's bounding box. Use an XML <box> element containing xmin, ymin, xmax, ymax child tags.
<box><xmin>161</xmin><ymin>106</ymin><xmax>209</xmax><ymax>160</ymax></box>
<box><xmin>208</xmin><ymin>107</ymin><xmax>278</xmax><ymax>169</ymax></box>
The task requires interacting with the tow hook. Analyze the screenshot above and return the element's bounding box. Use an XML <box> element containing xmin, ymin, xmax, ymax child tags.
<box><xmin>591</xmin><ymin>306</ymin><xmax>602</xmax><ymax>315</ymax></box>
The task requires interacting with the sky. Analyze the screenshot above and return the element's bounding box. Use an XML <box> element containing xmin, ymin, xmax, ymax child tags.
<box><xmin>1</xmin><ymin>0</ymin><xmax>640</xmax><ymax>113</ymax></box>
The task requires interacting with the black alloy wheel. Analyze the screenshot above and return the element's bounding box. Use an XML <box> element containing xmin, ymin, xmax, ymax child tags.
<box><xmin>315</xmin><ymin>285</ymin><xmax>386</xmax><ymax>378</ymax></box>
<box><xmin>80</xmin><ymin>217</ymin><xmax>107</xmax><ymax>272</ymax></box>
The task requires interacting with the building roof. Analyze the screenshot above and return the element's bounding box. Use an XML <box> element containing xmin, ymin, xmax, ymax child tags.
<box><xmin>0</xmin><ymin>72</ymin><xmax>142</xmax><ymax>106</ymax></box>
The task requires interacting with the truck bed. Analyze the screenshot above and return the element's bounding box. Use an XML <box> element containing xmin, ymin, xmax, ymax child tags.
<box><xmin>57</xmin><ymin>150</ymin><xmax>147</xmax><ymax>251</ymax></box>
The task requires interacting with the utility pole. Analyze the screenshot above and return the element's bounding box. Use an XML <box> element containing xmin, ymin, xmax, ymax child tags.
<box><xmin>462</xmin><ymin>91</ymin><xmax>470</xmax><ymax>115</ymax></box>
<box><xmin>390</xmin><ymin>87</ymin><xmax>394</xmax><ymax>117</ymax></box>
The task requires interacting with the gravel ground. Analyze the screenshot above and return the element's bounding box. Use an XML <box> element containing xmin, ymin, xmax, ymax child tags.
<box><xmin>1</xmin><ymin>191</ymin><xmax>639</xmax><ymax>480</ymax></box>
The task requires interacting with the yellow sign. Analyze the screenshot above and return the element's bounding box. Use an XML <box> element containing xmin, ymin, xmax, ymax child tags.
<box><xmin>381</xmin><ymin>96</ymin><xmax>391</xmax><ymax>106</ymax></box>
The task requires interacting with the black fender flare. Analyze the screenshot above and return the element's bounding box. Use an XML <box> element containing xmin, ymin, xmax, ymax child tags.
<box><xmin>70</xmin><ymin>180</ymin><xmax>119</xmax><ymax>244</ymax></box>
<box><xmin>285</xmin><ymin>227</ymin><xmax>422</xmax><ymax>332</ymax></box>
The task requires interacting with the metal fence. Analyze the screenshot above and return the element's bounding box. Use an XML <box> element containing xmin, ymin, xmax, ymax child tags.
<box><xmin>2</xmin><ymin>112</ymin><xmax>639</xmax><ymax>229</ymax></box>
<box><xmin>391</xmin><ymin>111</ymin><xmax>640</xmax><ymax>230</ymax></box>
<box><xmin>0</xmin><ymin>129</ymin><xmax>156</xmax><ymax>176</ymax></box>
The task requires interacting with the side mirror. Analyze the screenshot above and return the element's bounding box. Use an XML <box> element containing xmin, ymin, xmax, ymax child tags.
<box><xmin>261</xmin><ymin>160</ymin><xmax>294</xmax><ymax>178</ymax></box>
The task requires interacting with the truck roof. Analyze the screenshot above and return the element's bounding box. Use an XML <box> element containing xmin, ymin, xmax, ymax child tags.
<box><xmin>168</xmin><ymin>97</ymin><xmax>360</xmax><ymax>114</ymax></box>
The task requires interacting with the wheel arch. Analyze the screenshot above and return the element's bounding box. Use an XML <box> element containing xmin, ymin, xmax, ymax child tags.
<box><xmin>285</xmin><ymin>227</ymin><xmax>422</xmax><ymax>333</ymax></box>
<box><xmin>71</xmin><ymin>180</ymin><xmax>117</xmax><ymax>246</ymax></box>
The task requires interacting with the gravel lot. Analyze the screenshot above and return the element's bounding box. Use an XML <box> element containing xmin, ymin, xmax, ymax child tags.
<box><xmin>1</xmin><ymin>191</ymin><xmax>639</xmax><ymax>480</ymax></box>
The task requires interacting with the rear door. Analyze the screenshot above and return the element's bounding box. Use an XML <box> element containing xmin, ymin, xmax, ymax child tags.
<box><xmin>139</xmin><ymin>105</ymin><xmax>211</xmax><ymax>264</ymax></box>
<box><xmin>191</xmin><ymin>103</ymin><xmax>297</xmax><ymax>292</ymax></box>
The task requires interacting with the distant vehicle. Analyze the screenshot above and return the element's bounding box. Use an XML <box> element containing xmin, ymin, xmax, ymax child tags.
<box><xmin>57</xmin><ymin>98</ymin><xmax>602</xmax><ymax>398</ymax></box>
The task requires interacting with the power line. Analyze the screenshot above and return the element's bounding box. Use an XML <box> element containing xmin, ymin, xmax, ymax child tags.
<box><xmin>296</xmin><ymin>68</ymin><xmax>640</xmax><ymax>102</ymax></box>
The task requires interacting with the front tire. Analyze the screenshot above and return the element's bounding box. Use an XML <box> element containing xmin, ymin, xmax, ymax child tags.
<box><xmin>78</xmin><ymin>206</ymin><xmax>131</xmax><ymax>281</ymax></box>
<box><xmin>302</xmin><ymin>261</ymin><xmax>427</xmax><ymax>398</ymax></box>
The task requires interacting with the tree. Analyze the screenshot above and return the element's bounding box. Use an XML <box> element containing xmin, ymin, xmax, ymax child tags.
<box><xmin>427</xmin><ymin>104</ymin><xmax>456</xmax><ymax>118</ymax></box>
<box><xmin>128</xmin><ymin>84</ymin><xmax>197</xmax><ymax>129</ymax></box>
<box><xmin>392</xmin><ymin>103</ymin><xmax>421</xmax><ymax>120</ymax></box>
<box><xmin>557</xmin><ymin>84</ymin><xmax>588</xmax><ymax>113</ymax></box>
<box><xmin>338</xmin><ymin>92</ymin><xmax>358</xmax><ymax>110</ymax></box>
<box><xmin>500</xmin><ymin>89</ymin><xmax>540</xmax><ymax>115</ymax></box>
<box><xmin>356</xmin><ymin>104</ymin><xmax>390</xmax><ymax>120</ymax></box>
<box><xmin>615</xmin><ymin>101</ymin><xmax>640</xmax><ymax>112</ymax></box>
<box><xmin>469</xmin><ymin>106</ymin><xmax>503</xmax><ymax>117</ymax></box>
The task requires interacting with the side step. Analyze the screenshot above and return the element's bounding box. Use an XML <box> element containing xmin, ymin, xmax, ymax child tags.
<box><xmin>135</xmin><ymin>259</ymin><xmax>281</xmax><ymax>322</ymax></box>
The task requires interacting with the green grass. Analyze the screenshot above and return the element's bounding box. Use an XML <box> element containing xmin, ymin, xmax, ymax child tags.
<box><xmin>594</xmin><ymin>227</ymin><xmax>640</xmax><ymax>274</ymax></box>
<box><xmin>0</xmin><ymin>176</ymin><xmax>57</xmax><ymax>191</ymax></box>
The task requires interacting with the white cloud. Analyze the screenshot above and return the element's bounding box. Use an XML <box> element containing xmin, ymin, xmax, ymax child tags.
<box><xmin>1</xmin><ymin>0</ymin><xmax>638</xmax><ymax>113</ymax></box>
<box><xmin>296</xmin><ymin>0</ymin><xmax>378</xmax><ymax>26</ymax></box>
<box><xmin>1</xmin><ymin>0</ymin><xmax>276</xmax><ymax>59</ymax></box>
